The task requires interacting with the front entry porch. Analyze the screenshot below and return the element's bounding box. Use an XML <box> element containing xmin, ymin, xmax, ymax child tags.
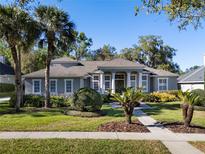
<box><xmin>92</xmin><ymin>71</ymin><xmax>146</xmax><ymax>94</ymax></box>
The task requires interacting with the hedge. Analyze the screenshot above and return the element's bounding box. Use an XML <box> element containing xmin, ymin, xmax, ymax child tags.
<box><xmin>0</xmin><ymin>83</ymin><xmax>15</xmax><ymax>92</ymax></box>
<box><xmin>9</xmin><ymin>94</ymin><xmax>73</xmax><ymax>108</ymax></box>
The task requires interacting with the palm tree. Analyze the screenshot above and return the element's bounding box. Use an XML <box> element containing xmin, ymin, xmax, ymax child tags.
<box><xmin>35</xmin><ymin>6</ymin><xmax>75</xmax><ymax>108</ymax></box>
<box><xmin>112</xmin><ymin>88</ymin><xmax>143</xmax><ymax>124</ymax></box>
<box><xmin>0</xmin><ymin>5</ymin><xmax>40</xmax><ymax>112</ymax></box>
<box><xmin>178</xmin><ymin>90</ymin><xmax>200</xmax><ymax>127</ymax></box>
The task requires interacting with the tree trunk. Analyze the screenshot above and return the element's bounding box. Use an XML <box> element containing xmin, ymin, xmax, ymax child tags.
<box><xmin>44</xmin><ymin>60</ymin><xmax>50</xmax><ymax>108</ymax></box>
<box><xmin>44</xmin><ymin>31</ymin><xmax>55</xmax><ymax>108</ymax></box>
<box><xmin>184</xmin><ymin>105</ymin><xmax>194</xmax><ymax>127</ymax></box>
<box><xmin>124</xmin><ymin>106</ymin><xmax>134</xmax><ymax>124</ymax></box>
<box><xmin>182</xmin><ymin>103</ymin><xmax>194</xmax><ymax>128</ymax></box>
<box><xmin>10</xmin><ymin>46</ymin><xmax>22</xmax><ymax>112</ymax></box>
<box><xmin>182</xmin><ymin>103</ymin><xmax>188</xmax><ymax>120</ymax></box>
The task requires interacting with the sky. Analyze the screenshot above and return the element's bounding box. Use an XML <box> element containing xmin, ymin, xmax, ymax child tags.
<box><xmin>3</xmin><ymin>0</ymin><xmax>205</xmax><ymax>71</ymax></box>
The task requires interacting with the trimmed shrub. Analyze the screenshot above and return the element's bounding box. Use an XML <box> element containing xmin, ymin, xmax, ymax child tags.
<box><xmin>160</xmin><ymin>90</ymin><xmax>180</xmax><ymax>98</ymax></box>
<box><xmin>142</xmin><ymin>92</ymin><xmax>178</xmax><ymax>102</ymax></box>
<box><xmin>9</xmin><ymin>94</ymin><xmax>72</xmax><ymax>108</ymax></box>
<box><xmin>191</xmin><ymin>89</ymin><xmax>205</xmax><ymax>106</ymax></box>
<box><xmin>0</xmin><ymin>83</ymin><xmax>15</xmax><ymax>92</ymax></box>
<box><xmin>72</xmin><ymin>88</ymin><xmax>103</xmax><ymax>112</ymax></box>
<box><xmin>151</xmin><ymin>92</ymin><xmax>178</xmax><ymax>102</ymax></box>
<box><xmin>141</xmin><ymin>93</ymin><xmax>157</xmax><ymax>102</ymax></box>
<box><xmin>51</xmin><ymin>96</ymin><xmax>72</xmax><ymax>107</ymax></box>
<box><xmin>24</xmin><ymin>95</ymin><xmax>44</xmax><ymax>107</ymax></box>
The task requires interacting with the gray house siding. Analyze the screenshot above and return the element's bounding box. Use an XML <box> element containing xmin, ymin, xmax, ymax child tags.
<box><xmin>24</xmin><ymin>78</ymin><xmax>81</xmax><ymax>95</ymax></box>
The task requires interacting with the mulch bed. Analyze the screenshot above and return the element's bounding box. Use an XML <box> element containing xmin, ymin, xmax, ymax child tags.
<box><xmin>97</xmin><ymin>120</ymin><xmax>150</xmax><ymax>132</ymax></box>
<box><xmin>162</xmin><ymin>122</ymin><xmax>205</xmax><ymax>134</ymax></box>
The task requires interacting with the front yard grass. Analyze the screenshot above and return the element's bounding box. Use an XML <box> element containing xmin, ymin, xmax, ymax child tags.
<box><xmin>0</xmin><ymin>101</ymin><xmax>130</xmax><ymax>131</ymax></box>
<box><xmin>0</xmin><ymin>92</ymin><xmax>14</xmax><ymax>98</ymax></box>
<box><xmin>143</xmin><ymin>102</ymin><xmax>205</xmax><ymax>127</ymax></box>
<box><xmin>0</xmin><ymin>139</ymin><xmax>170</xmax><ymax>154</ymax></box>
<box><xmin>190</xmin><ymin>141</ymin><xmax>205</xmax><ymax>153</ymax></box>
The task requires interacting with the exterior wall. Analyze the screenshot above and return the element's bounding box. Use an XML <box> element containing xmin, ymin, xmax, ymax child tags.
<box><xmin>24</xmin><ymin>78</ymin><xmax>81</xmax><ymax>96</ymax></box>
<box><xmin>0</xmin><ymin>75</ymin><xmax>15</xmax><ymax>84</ymax></box>
<box><xmin>179</xmin><ymin>83</ymin><xmax>204</xmax><ymax>92</ymax></box>
<box><xmin>151</xmin><ymin>76</ymin><xmax>178</xmax><ymax>92</ymax></box>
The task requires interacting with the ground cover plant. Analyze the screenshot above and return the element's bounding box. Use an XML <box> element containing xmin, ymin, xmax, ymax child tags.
<box><xmin>0</xmin><ymin>139</ymin><xmax>170</xmax><ymax>154</ymax></box>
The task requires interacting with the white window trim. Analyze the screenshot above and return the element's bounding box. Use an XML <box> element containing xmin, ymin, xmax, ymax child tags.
<box><xmin>64</xmin><ymin>79</ymin><xmax>73</xmax><ymax>94</ymax></box>
<box><xmin>32</xmin><ymin>79</ymin><xmax>41</xmax><ymax>95</ymax></box>
<box><xmin>92</xmin><ymin>74</ymin><xmax>100</xmax><ymax>92</ymax></box>
<box><xmin>142</xmin><ymin>74</ymin><xmax>148</xmax><ymax>92</ymax></box>
<box><xmin>158</xmin><ymin>78</ymin><xmax>169</xmax><ymax>91</ymax></box>
<box><xmin>130</xmin><ymin>74</ymin><xmax>137</xmax><ymax>89</ymax></box>
<box><xmin>49</xmin><ymin>79</ymin><xmax>57</xmax><ymax>94</ymax></box>
<box><xmin>104</xmin><ymin>74</ymin><xmax>111</xmax><ymax>90</ymax></box>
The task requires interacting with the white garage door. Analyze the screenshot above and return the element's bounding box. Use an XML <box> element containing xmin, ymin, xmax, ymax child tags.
<box><xmin>181</xmin><ymin>84</ymin><xmax>204</xmax><ymax>92</ymax></box>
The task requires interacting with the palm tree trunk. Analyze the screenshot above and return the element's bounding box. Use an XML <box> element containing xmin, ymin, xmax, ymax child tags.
<box><xmin>184</xmin><ymin>105</ymin><xmax>194</xmax><ymax>127</ymax></box>
<box><xmin>182</xmin><ymin>103</ymin><xmax>188</xmax><ymax>120</ymax></box>
<box><xmin>44</xmin><ymin>31</ymin><xmax>55</xmax><ymax>108</ymax></box>
<box><xmin>11</xmin><ymin>46</ymin><xmax>22</xmax><ymax>112</ymax></box>
<box><xmin>44</xmin><ymin>59</ymin><xmax>50</xmax><ymax>108</ymax></box>
<box><xmin>124</xmin><ymin>106</ymin><xmax>134</xmax><ymax>124</ymax></box>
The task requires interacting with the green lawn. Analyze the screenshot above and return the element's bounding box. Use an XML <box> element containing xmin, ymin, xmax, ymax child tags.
<box><xmin>0</xmin><ymin>139</ymin><xmax>170</xmax><ymax>154</ymax></box>
<box><xmin>0</xmin><ymin>92</ymin><xmax>14</xmax><ymax>98</ymax></box>
<box><xmin>190</xmin><ymin>142</ymin><xmax>205</xmax><ymax>153</ymax></box>
<box><xmin>0</xmin><ymin>101</ymin><xmax>129</xmax><ymax>131</ymax></box>
<box><xmin>143</xmin><ymin>102</ymin><xmax>205</xmax><ymax>127</ymax></box>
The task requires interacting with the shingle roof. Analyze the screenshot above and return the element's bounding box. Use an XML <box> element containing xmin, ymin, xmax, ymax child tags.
<box><xmin>144</xmin><ymin>66</ymin><xmax>178</xmax><ymax>77</ymax></box>
<box><xmin>23</xmin><ymin>58</ymin><xmax>177</xmax><ymax>78</ymax></box>
<box><xmin>0</xmin><ymin>62</ymin><xmax>15</xmax><ymax>75</ymax></box>
<box><xmin>178</xmin><ymin>66</ymin><xmax>204</xmax><ymax>83</ymax></box>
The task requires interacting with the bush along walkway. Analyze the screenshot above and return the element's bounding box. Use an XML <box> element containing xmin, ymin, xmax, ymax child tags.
<box><xmin>0</xmin><ymin>103</ymin><xmax>205</xmax><ymax>154</ymax></box>
<box><xmin>134</xmin><ymin>103</ymin><xmax>204</xmax><ymax>154</ymax></box>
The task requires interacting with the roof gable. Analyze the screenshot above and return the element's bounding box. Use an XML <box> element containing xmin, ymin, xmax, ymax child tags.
<box><xmin>178</xmin><ymin>66</ymin><xmax>204</xmax><ymax>83</ymax></box>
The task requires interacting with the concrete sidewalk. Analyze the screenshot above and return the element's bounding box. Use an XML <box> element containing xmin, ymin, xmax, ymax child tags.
<box><xmin>0</xmin><ymin>132</ymin><xmax>205</xmax><ymax>141</ymax></box>
<box><xmin>0</xmin><ymin>97</ymin><xmax>10</xmax><ymax>102</ymax></box>
<box><xmin>134</xmin><ymin>103</ymin><xmax>204</xmax><ymax>154</ymax></box>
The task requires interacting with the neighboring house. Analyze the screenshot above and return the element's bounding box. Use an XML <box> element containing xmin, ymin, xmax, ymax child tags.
<box><xmin>0</xmin><ymin>62</ymin><xmax>15</xmax><ymax>84</ymax></box>
<box><xmin>178</xmin><ymin>66</ymin><xmax>204</xmax><ymax>91</ymax></box>
<box><xmin>23</xmin><ymin>57</ymin><xmax>178</xmax><ymax>96</ymax></box>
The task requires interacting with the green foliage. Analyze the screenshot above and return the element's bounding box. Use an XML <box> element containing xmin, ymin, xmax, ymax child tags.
<box><xmin>191</xmin><ymin>89</ymin><xmax>205</xmax><ymax>106</ymax></box>
<box><xmin>9</xmin><ymin>94</ymin><xmax>72</xmax><ymax>108</ymax></box>
<box><xmin>24</xmin><ymin>95</ymin><xmax>44</xmax><ymax>107</ymax></box>
<box><xmin>137</xmin><ymin>0</ymin><xmax>205</xmax><ymax>30</ymax></box>
<box><xmin>102</xmin><ymin>89</ymin><xmax>113</xmax><ymax>103</ymax></box>
<box><xmin>111</xmin><ymin>88</ymin><xmax>143</xmax><ymax>123</ymax></box>
<box><xmin>72</xmin><ymin>88</ymin><xmax>103</xmax><ymax>112</ymax></box>
<box><xmin>142</xmin><ymin>91</ymin><xmax>179</xmax><ymax>102</ymax></box>
<box><xmin>87</xmin><ymin>44</ymin><xmax>116</xmax><ymax>61</ymax></box>
<box><xmin>51</xmin><ymin>96</ymin><xmax>72</xmax><ymax>107</ymax></box>
<box><xmin>0</xmin><ymin>83</ymin><xmax>15</xmax><ymax>92</ymax></box>
<box><xmin>72</xmin><ymin>32</ymin><xmax>92</xmax><ymax>60</ymax></box>
<box><xmin>112</xmin><ymin>88</ymin><xmax>143</xmax><ymax>107</ymax></box>
<box><xmin>119</xmin><ymin>35</ymin><xmax>180</xmax><ymax>73</ymax></box>
<box><xmin>178</xmin><ymin>90</ymin><xmax>200</xmax><ymax>105</ymax></box>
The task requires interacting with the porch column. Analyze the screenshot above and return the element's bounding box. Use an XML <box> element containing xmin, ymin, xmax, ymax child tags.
<box><xmin>127</xmin><ymin>72</ymin><xmax>131</xmax><ymax>88</ymax></box>
<box><xmin>111</xmin><ymin>72</ymin><xmax>115</xmax><ymax>93</ymax></box>
<box><xmin>100</xmin><ymin>73</ymin><xmax>104</xmax><ymax>94</ymax></box>
<box><xmin>138</xmin><ymin>72</ymin><xmax>142</xmax><ymax>89</ymax></box>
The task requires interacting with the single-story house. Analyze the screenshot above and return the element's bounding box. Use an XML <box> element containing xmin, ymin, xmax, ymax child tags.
<box><xmin>0</xmin><ymin>62</ymin><xmax>15</xmax><ymax>84</ymax></box>
<box><xmin>23</xmin><ymin>57</ymin><xmax>178</xmax><ymax>96</ymax></box>
<box><xmin>178</xmin><ymin>66</ymin><xmax>204</xmax><ymax>91</ymax></box>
